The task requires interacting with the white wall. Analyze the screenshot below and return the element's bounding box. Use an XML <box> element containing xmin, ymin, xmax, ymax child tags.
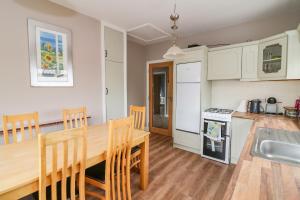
<box><xmin>145</xmin><ymin>11</ymin><xmax>300</xmax><ymax>111</ymax></box>
<box><xmin>211</xmin><ymin>80</ymin><xmax>300</xmax><ymax>112</ymax></box>
<box><xmin>0</xmin><ymin>0</ymin><xmax>103</xmax><ymax>129</ymax></box>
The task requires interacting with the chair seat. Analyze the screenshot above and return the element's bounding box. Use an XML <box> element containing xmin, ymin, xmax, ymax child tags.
<box><xmin>131</xmin><ymin>146</ymin><xmax>140</xmax><ymax>154</ymax></box>
<box><xmin>86</xmin><ymin>146</ymin><xmax>139</xmax><ymax>184</ymax></box>
<box><xmin>32</xmin><ymin>178</ymin><xmax>78</xmax><ymax>199</ymax></box>
<box><xmin>85</xmin><ymin>161</ymin><xmax>106</xmax><ymax>182</ymax></box>
<box><xmin>86</xmin><ymin>148</ymin><xmax>139</xmax><ymax>183</ymax></box>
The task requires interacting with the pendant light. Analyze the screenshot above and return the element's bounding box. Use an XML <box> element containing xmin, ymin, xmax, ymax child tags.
<box><xmin>163</xmin><ymin>1</ymin><xmax>184</xmax><ymax>59</ymax></box>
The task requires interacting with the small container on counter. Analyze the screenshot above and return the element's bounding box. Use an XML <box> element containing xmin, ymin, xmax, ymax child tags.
<box><xmin>284</xmin><ymin>106</ymin><xmax>298</xmax><ymax>118</ymax></box>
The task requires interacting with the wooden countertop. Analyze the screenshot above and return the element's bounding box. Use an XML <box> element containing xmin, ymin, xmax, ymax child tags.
<box><xmin>224</xmin><ymin>112</ymin><xmax>300</xmax><ymax>200</ymax></box>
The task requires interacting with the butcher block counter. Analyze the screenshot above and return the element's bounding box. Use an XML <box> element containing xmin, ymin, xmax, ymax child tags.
<box><xmin>224</xmin><ymin>112</ymin><xmax>300</xmax><ymax>200</ymax></box>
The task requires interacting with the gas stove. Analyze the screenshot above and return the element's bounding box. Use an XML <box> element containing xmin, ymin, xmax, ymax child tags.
<box><xmin>202</xmin><ymin>108</ymin><xmax>234</xmax><ymax>122</ymax></box>
<box><xmin>201</xmin><ymin>108</ymin><xmax>234</xmax><ymax>164</ymax></box>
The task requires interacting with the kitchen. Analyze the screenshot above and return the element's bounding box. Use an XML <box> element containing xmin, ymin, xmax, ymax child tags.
<box><xmin>1</xmin><ymin>0</ymin><xmax>300</xmax><ymax>200</ymax></box>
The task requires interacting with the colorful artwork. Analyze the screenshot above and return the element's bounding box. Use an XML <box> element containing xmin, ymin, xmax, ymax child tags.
<box><xmin>28</xmin><ymin>19</ymin><xmax>73</xmax><ymax>87</ymax></box>
<box><xmin>36</xmin><ymin>29</ymin><xmax>67</xmax><ymax>79</ymax></box>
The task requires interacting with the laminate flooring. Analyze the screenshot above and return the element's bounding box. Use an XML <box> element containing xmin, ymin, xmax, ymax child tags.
<box><xmin>130</xmin><ymin>133</ymin><xmax>235</xmax><ymax>200</ymax></box>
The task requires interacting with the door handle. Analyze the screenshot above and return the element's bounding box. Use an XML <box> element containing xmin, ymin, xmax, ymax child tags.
<box><xmin>106</xmin><ymin>88</ymin><xmax>108</xmax><ymax>95</ymax></box>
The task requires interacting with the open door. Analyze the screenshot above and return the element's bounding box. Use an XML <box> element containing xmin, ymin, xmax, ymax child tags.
<box><xmin>149</xmin><ymin>61</ymin><xmax>173</xmax><ymax>136</ymax></box>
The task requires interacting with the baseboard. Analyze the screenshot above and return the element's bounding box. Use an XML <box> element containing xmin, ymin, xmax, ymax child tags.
<box><xmin>173</xmin><ymin>143</ymin><xmax>201</xmax><ymax>155</ymax></box>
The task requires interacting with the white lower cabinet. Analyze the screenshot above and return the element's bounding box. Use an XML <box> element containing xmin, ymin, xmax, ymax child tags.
<box><xmin>241</xmin><ymin>44</ymin><xmax>259</xmax><ymax>81</ymax></box>
<box><xmin>208</xmin><ymin>47</ymin><xmax>242</xmax><ymax>80</ymax></box>
<box><xmin>231</xmin><ymin>118</ymin><xmax>253</xmax><ymax>164</ymax></box>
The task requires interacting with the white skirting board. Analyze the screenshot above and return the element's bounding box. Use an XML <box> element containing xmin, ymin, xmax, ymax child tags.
<box><xmin>173</xmin><ymin>143</ymin><xmax>201</xmax><ymax>155</ymax></box>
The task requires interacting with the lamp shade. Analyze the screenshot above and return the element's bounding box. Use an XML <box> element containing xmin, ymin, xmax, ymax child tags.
<box><xmin>163</xmin><ymin>44</ymin><xmax>184</xmax><ymax>59</ymax></box>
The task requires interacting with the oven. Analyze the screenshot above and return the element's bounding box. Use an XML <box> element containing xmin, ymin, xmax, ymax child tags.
<box><xmin>201</xmin><ymin>119</ymin><xmax>231</xmax><ymax>164</ymax></box>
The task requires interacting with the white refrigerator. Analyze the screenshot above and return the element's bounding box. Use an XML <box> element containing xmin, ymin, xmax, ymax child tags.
<box><xmin>175</xmin><ymin>62</ymin><xmax>201</xmax><ymax>134</ymax></box>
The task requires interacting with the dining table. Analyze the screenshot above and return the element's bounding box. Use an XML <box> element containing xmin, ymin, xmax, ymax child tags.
<box><xmin>0</xmin><ymin>123</ymin><xmax>150</xmax><ymax>199</ymax></box>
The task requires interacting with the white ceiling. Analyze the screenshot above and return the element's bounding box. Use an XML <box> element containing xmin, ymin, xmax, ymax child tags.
<box><xmin>49</xmin><ymin>0</ymin><xmax>300</xmax><ymax>45</ymax></box>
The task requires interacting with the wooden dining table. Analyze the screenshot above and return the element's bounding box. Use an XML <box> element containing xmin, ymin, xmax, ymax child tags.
<box><xmin>0</xmin><ymin>124</ymin><xmax>150</xmax><ymax>199</ymax></box>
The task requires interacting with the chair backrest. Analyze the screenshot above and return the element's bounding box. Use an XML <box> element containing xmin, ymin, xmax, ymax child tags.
<box><xmin>63</xmin><ymin>107</ymin><xmax>88</xmax><ymax>129</ymax></box>
<box><xmin>105</xmin><ymin>117</ymin><xmax>133</xmax><ymax>200</ymax></box>
<box><xmin>2</xmin><ymin>112</ymin><xmax>40</xmax><ymax>144</ymax></box>
<box><xmin>38</xmin><ymin>128</ymin><xmax>87</xmax><ymax>200</ymax></box>
<box><xmin>129</xmin><ymin>105</ymin><xmax>146</xmax><ymax>130</ymax></box>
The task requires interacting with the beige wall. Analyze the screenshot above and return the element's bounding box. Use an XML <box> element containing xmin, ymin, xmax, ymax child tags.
<box><xmin>0</xmin><ymin>0</ymin><xmax>102</xmax><ymax>128</ymax></box>
<box><xmin>127</xmin><ymin>40</ymin><xmax>147</xmax><ymax>112</ymax></box>
<box><xmin>146</xmin><ymin>11</ymin><xmax>300</xmax><ymax>110</ymax></box>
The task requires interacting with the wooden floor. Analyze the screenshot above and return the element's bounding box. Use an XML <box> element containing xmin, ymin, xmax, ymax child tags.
<box><xmin>130</xmin><ymin>133</ymin><xmax>235</xmax><ymax>200</ymax></box>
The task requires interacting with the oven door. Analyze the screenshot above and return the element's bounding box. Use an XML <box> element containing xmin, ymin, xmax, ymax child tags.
<box><xmin>201</xmin><ymin>119</ymin><xmax>229</xmax><ymax>163</ymax></box>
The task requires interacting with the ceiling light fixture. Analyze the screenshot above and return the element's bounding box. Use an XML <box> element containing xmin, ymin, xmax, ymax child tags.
<box><xmin>163</xmin><ymin>1</ymin><xmax>184</xmax><ymax>59</ymax></box>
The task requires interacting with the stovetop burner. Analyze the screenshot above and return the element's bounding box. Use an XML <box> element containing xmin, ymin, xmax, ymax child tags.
<box><xmin>204</xmin><ymin>108</ymin><xmax>234</xmax><ymax>114</ymax></box>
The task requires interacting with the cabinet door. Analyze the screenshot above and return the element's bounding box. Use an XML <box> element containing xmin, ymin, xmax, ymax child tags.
<box><xmin>241</xmin><ymin>45</ymin><xmax>258</xmax><ymax>80</ymax></box>
<box><xmin>104</xmin><ymin>27</ymin><xmax>124</xmax><ymax>63</ymax></box>
<box><xmin>258</xmin><ymin>36</ymin><xmax>287</xmax><ymax>80</ymax></box>
<box><xmin>231</xmin><ymin>118</ymin><xmax>253</xmax><ymax>164</ymax></box>
<box><xmin>286</xmin><ymin>30</ymin><xmax>300</xmax><ymax>79</ymax></box>
<box><xmin>106</xmin><ymin>61</ymin><xmax>125</xmax><ymax>120</ymax></box>
<box><xmin>208</xmin><ymin>47</ymin><xmax>242</xmax><ymax>80</ymax></box>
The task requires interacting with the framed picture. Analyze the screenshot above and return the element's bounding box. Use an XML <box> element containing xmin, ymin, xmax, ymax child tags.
<box><xmin>28</xmin><ymin>19</ymin><xmax>73</xmax><ymax>87</ymax></box>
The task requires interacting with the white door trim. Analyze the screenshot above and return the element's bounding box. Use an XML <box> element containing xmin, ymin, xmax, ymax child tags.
<box><xmin>145</xmin><ymin>59</ymin><xmax>172</xmax><ymax>131</ymax></box>
<box><xmin>100</xmin><ymin>21</ymin><xmax>127</xmax><ymax>123</ymax></box>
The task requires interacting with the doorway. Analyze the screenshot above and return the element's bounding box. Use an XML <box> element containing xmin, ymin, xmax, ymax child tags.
<box><xmin>149</xmin><ymin>61</ymin><xmax>173</xmax><ymax>136</ymax></box>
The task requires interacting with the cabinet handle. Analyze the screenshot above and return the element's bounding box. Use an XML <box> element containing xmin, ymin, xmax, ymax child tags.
<box><xmin>106</xmin><ymin>88</ymin><xmax>108</xmax><ymax>95</ymax></box>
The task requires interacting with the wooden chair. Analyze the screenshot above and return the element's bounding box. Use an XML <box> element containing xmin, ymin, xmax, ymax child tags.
<box><xmin>63</xmin><ymin>107</ymin><xmax>88</xmax><ymax>129</ymax></box>
<box><xmin>85</xmin><ymin>117</ymin><xmax>133</xmax><ymax>200</ymax></box>
<box><xmin>129</xmin><ymin>105</ymin><xmax>146</xmax><ymax>169</ymax></box>
<box><xmin>38</xmin><ymin>128</ymin><xmax>87</xmax><ymax>200</ymax></box>
<box><xmin>2</xmin><ymin>112</ymin><xmax>40</xmax><ymax>144</ymax></box>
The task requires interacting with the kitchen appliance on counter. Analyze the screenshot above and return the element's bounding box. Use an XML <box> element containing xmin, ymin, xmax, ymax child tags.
<box><xmin>237</xmin><ymin>100</ymin><xmax>248</xmax><ymax>112</ymax></box>
<box><xmin>201</xmin><ymin>108</ymin><xmax>234</xmax><ymax>164</ymax></box>
<box><xmin>295</xmin><ymin>98</ymin><xmax>300</xmax><ymax>112</ymax></box>
<box><xmin>265</xmin><ymin>97</ymin><xmax>283</xmax><ymax>115</ymax></box>
<box><xmin>248</xmin><ymin>99</ymin><xmax>264</xmax><ymax>113</ymax></box>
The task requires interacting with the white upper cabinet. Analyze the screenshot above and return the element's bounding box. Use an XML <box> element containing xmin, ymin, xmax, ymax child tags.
<box><xmin>208</xmin><ymin>47</ymin><xmax>242</xmax><ymax>80</ymax></box>
<box><xmin>104</xmin><ymin>27</ymin><xmax>124</xmax><ymax>63</ymax></box>
<box><xmin>241</xmin><ymin>44</ymin><xmax>259</xmax><ymax>81</ymax></box>
<box><xmin>286</xmin><ymin>30</ymin><xmax>300</xmax><ymax>79</ymax></box>
<box><xmin>258</xmin><ymin>34</ymin><xmax>287</xmax><ymax>80</ymax></box>
<box><xmin>207</xmin><ymin>29</ymin><xmax>300</xmax><ymax>81</ymax></box>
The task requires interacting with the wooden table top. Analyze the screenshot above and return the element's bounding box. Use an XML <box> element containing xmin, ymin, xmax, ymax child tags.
<box><xmin>0</xmin><ymin>124</ymin><xmax>150</xmax><ymax>196</ymax></box>
<box><xmin>224</xmin><ymin>112</ymin><xmax>300</xmax><ymax>199</ymax></box>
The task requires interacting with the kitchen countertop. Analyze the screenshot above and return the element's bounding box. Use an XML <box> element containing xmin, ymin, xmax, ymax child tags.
<box><xmin>224</xmin><ymin>112</ymin><xmax>300</xmax><ymax>200</ymax></box>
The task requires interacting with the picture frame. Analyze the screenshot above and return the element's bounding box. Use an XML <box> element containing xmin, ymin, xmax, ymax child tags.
<box><xmin>28</xmin><ymin>19</ymin><xmax>73</xmax><ymax>87</ymax></box>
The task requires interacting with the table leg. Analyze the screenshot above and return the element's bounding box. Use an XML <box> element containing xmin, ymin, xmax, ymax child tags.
<box><xmin>140</xmin><ymin>135</ymin><xmax>149</xmax><ymax>190</ymax></box>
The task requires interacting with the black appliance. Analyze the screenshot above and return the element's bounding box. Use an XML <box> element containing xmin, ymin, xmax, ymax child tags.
<box><xmin>202</xmin><ymin>119</ymin><xmax>229</xmax><ymax>162</ymax></box>
<box><xmin>248</xmin><ymin>99</ymin><xmax>264</xmax><ymax>113</ymax></box>
<box><xmin>267</xmin><ymin>97</ymin><xmax>277</xmax><ymax>104</ymax></box>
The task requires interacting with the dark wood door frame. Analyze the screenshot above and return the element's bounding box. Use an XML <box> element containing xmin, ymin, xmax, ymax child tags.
<box><xmin>149</xmin><ymin>61</ymin><xmax>173</xmax><ymax>136</ymax></box>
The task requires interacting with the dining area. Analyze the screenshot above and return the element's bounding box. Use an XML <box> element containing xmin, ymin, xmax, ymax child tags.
<box><xmin>0</xmin><ymin>106</ymin><xmax>149</xmax><ymax>200</ymax></box>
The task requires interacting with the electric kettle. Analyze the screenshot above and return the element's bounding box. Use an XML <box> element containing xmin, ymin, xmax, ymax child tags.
<box><xmin>248</xmin><ymin>99</ymin><xmax>264</xmax><ymax>114</ymax></box>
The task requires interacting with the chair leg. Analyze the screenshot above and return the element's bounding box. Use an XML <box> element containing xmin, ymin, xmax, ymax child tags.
<box><xmin>126</xmin><ymin>164</ymin><xmax>132</xmax><ymax>200</ymax></box>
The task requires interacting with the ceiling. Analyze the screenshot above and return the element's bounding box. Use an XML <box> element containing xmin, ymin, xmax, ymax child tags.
<box><xmin>49</xmin><ymin>0</ymin><xmax>300</xmax><ymax>45</ymax></box>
